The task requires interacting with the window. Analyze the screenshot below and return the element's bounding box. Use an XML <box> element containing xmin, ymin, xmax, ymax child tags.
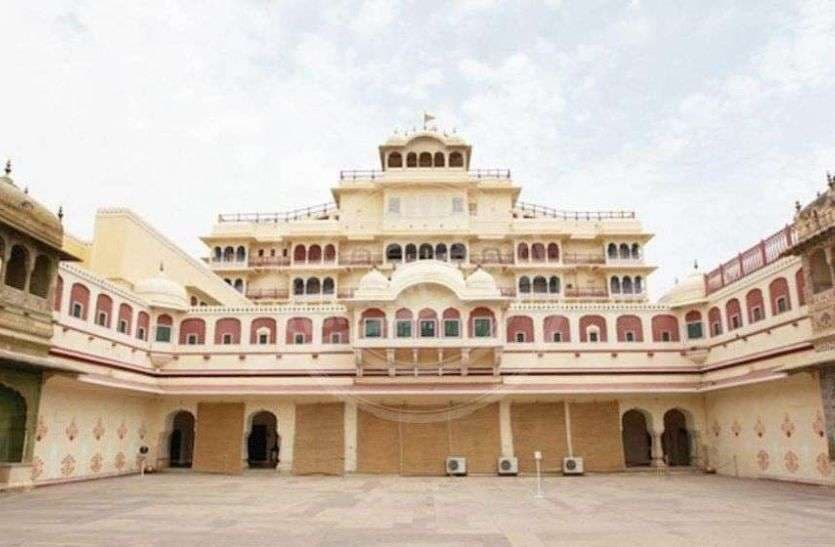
<box><xmin>396</xmin><ymin>320</ymin><xmax>412</xmax><ymax>338</ymax></box>
<box><xmin>155</xmin><ymin>325</ymin><xmax>171</xmax><ymax>343</ymax></box>
<box><xmin>118</xmin><ymin>320</ymin><xmax>128</xmax><ymax>334</ymax></box>
<box><xmin>294</xmin><ymin>333</ymin><xmax>305</xmax><ymax>344</ymax></box>
<box><xmin>364</xmin><ymin>319</ymin><xmax>382</xmax><ymax>338</ymax></box>
<box><xmin>330</xmin><ymin>333</ymin><xmax>342</xmax><ymax>344</ymax></box>
<box><xmin>71</xmin><ymin>302</ymin><xmax>83</xmax><ymax>319</ymax></box>
<box><xmin>96</xmin><ymin>312</ymin><xmax>108</xmax><ymax>327</ymax></box>
<box><xmin>452</xmin><ymin>197</ymin><xmax>464</xmax><ymax>214</ymax></box>
<box><xmin>468</xmin><ymin>202</ymin><xmax>478</xmax><ymax>216</ymax></box>
<box><xmin>776</xmin><ymin>297</ymin><xmax>788</xmax><ymax>314</ymax></box>
<box><xmin>420</xmin><ymin>320</ymin><xmax>436</xmax><ymax>338</ymax></box>
<box><xmin>589</xmin><ymin>331</ymin><xmax>599</xmax><ymax>342</ymax></box>
<box><xmin>137</xmin><ymin>327</ymin><xmax>146</xmax><ymax>341</ymax></box>
<box><xmin>712</xmin><ymin>322</ymin><xmax>722</xmax><ymax>336</ymax></box>
<box><xmin>187</xmin><ymin>334</ymin><xmax>198</xmax><ymax>345</ymax></box>
<box><xmin>258</xmin><ymin>332</ymin><xmax>269</xmax><ymax>345</ymax></box>
<box><xmin>661</xmin><ymin>331</ymin><xmax>671</xmax><ymax>342</ymax></box>
<box><xmin>474</xmin><ymin>318</ymin><xmax>492</xmax><ymax>337</ymax></box>
<box><xmin>444</xmin><ymin>319</ymin><xmax>460</xmax><ymax>337</ymax></box>
<box><xmin>687</xmin><ymin>322</ymin><xmax>703</xmax><ymax>339</ymax></box>
<box><xmin>552</xmin><ymin>332</ymin><xmax>562</xmax><ymax>343</ymax></box>
<box><xmin>625</xmin><ymin>331</ymin><xmax>635</xmax><ymax>342</ymax></box>
<box><xmin>515</xmin><ymin>332</ymin><xmax>526</xmax><ymax>343</ymax></box>
<box><xmin>730</xmin><ymin>315</ymin><xmax>741</xmax><ymax>330</ymax></box>
<box><xmin>751</xmin><ymin>306</ymin><xmax>764</xmax><ymax>322</ymax></box>
<box><xmin>222</xmin><ymin>334</ymin><xmax>232</xmax><ymax>345</ymax></box>
<box><xmin>388</xmin><ymin>198</ymin><xmax>400</xmax><ymax>214</ymax></box>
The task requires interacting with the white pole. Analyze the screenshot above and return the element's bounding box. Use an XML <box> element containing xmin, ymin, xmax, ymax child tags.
<box><xmin>534</xmin><ymin>450</ymin><xmax>544</xmax><ymax>498</ymax></box>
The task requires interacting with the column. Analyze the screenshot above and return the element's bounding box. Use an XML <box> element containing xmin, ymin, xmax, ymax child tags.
<box><xmin>277</xmin><ymin>402</ymin><xmax>295</xmax><ymax>473</ymax></box>
<box><xmin>650</xmin><ymin>426</ymin><xmax>666</xmax><ymax>467</ymax></box>
<box><xmin>344</xmin><ymin>400</ymin><xmax>358</xmax><ymax>473</ymax></box>
<box><xmin>499</xmin><ymin>399</ymin><xmax>514</xmax><ymax>457</ymax></box>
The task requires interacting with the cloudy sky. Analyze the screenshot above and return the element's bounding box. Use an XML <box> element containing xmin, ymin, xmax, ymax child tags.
<box><xmin>2</xmin><ymin>0</ymin><xmax>834</xmax><ymax>297</ymax></box>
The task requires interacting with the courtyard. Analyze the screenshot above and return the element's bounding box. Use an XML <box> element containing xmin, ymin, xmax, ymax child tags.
<box><xmin>1</xmin><ymin>472</ymin><xmax>835</xmax><ymax>546</ymax></box>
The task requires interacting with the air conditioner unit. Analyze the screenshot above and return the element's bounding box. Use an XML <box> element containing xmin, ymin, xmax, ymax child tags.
<box><xmin>446</xmin><ymin>457</ymin><xmax>467</xmax><ymax>476</ymax></box>
<box><xmin>497</xmin><ymin>456</ymin><xmax>518</xmax><ymax>476</ymax></box>
<box><xmin>562</xmin><ymin>456</ymin><xmax>584</xmax><ymax>475</ymax></box>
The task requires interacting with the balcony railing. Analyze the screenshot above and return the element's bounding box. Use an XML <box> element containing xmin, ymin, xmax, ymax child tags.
<box><xmin>471</xmin><ymin>253</ymin><xmax>515</xmax><ymax>265</ymax></box>
<box><xmin>705</xmin><ymin>226</ymin><xmax>794</xmax><ymax>295</ymax></box>
<box><xmin>515</xmin><ymin>202</ymin><xmax>636</xmax><ymax>221</ymax></box>
<box><xmin>245</xmin><ymin>289</ymin><xmax>289</xmax><ymax>300</ymax></box>
<box><xmin>564</xmin><ymin>287</ymin><xmax>608</xmax><ymax>298</ymax></box>
<box><xmin>217</xmin><ymin>203</ymin><xmax>337</xmax><ymax>223</ymax></box>
<box><xmin>338</xmin><ymin>252</ymin><xmax>383</xmax><ymax>266</ymax></box>
<box><xmin>562</xmin><ymin>253</ymin><xmax>607</xmax><ymax>265</ymax></box>
<box><xmin>340</xmin><ymin>169</ymin><xmax>383</xmax><ymax>181</ymax></box>
<box><xmin>248</xmin><ymin>256</ymin><xmax>291</xmax><ymax>268</ymax></box>
<box><xmin>469</xmin><ymin>168</ymin><xmax>511</xmax><ymax>179</ymax></box>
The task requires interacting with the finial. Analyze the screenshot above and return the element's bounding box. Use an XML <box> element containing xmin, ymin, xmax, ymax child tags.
<box><xmin>693</xmin><ymin>260</ymin><xmax>699</xmax><ymax>270</ymax></box>
<box><xmin>828</xmin><ymin>171</ymin><xmax>834</xmax><ymax>188</ymax></box>
<box><xmin>23</xmin><ymin>186</ymin><xmax>28</xmax><ymax>194</ymax></box>
<box><xmin>795</xmin><ymin>200</ymin><xmax>802</xmax><ymax>212</ymax></box>
<box><xmin>4</xmin><ymin>160</ymin><xmax>10</xmax><ymax>176</ymax></box>
<box><xmin>58</xmin><ymin>206</ymin><xmax>64</xmax><ymax>221</ymax></box>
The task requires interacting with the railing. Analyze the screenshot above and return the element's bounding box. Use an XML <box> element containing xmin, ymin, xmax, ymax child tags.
<box><xmin>564</xmin><ymin>287</ymin><xmax>608</xmax><ymax>298</ymax></box>
<box><xmin>209</xmin><ymin>258</ymin><xmax>247</xmax><ymax>266</ymax></box>
<box><xmin>245</xmin><ymin>289</ymin><xmax>289</xmax><ymax>300</ymax></box>
<box><xmin>515</xmin><ymin>202</ymin><xmax>636</xmax><ymax>221</ymax></box>
<box><xmin>469</xmin><ymin>168</ymin><xmax>511</xmax><ymax>179</ymax></box>
<box><xmin>471</xmin><ymin>252</ymin><xmax>515</xmax><ymax>265</ymax></box>
<box><xmin>217</xmin><ymin>203</ymin><xmax>337</xmax><ymax>223</ymax></box>
<box><xmin>340</xmin><ymin>169</ymin><xmax>383</xmax><ymax>181</ymax></box>
<box><xmin>248</xmin><ymin>256</ymin><xmax>291</xmax><ymax>268</ymax></box>
<box><xmin>704</xmin><ymin>226</ymin><xmax>795</xmax><ymax>295</ymax></box>
<box><xmin>563</xmin><ymin>253</ymin><xmax>607</xmax><ymax>265</ymax></box>
<box><xmin>338</xmin><ymin>252</ymin><xmax>383</xmax><ymax>266</ymax></box>
<box><xmin>338</xmin><ymin>288</ymin><xmax>356</xmax><ymax>299</ymax></box>
<box><xmin>500</xmin><ymin>287</ymin><xmax>517</xmax><ymax>297</ymax></box>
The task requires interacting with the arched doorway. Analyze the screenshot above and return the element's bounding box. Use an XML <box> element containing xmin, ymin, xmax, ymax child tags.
<box><xmin>169</xmin><ymin>411</ymin><xmax>195</xmax><ymax>468</ymax></box>
<box><xmin>247</xmin><ymin>411</ymin><xmax>279</xmax><ymax>469</ymax></box>
<box><xmin>0</xmin><ymin>385</ymin><xmax>27</xmax><ymax>463</ymax></box>
<box><xmin>621</xmin><ymin>409</ymin><xmax>651</xmax><ymax>467</ymax></box>
<box><xmin>662</xmin><ymin>409</ymin><xmax>691</xmax><ymax>466</ymax></box>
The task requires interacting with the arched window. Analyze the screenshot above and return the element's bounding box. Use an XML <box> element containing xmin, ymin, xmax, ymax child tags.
<box><xmin>616</xmin><ymin>315</ymin><xmax>644</xmax><ymax>342</ymax></box>
<box><xmin>53</xmin><ymin>275</ymin><xmax>63</xmax><ymax>311</ymax></box>
<box><xmin>179</xmin><ymin>318</ymin><xmax>206</xmax><ymax>345</ymax></box>
<box><xmin>548</xmin><ymin>276</ymin><xmax>560</xmax><ymax>293</ymax></box>
<box><xmin>631</xmin><ymin>243</ymin><xmax>641</xmax><ymax>259</ymax></box>
<box><xmin>94</xmin><ymin>294</ymin><xmax>113</xmax><ymax>328</ymax></box>
<box><xmin>580</xmin><ymin>315</ymin><xmax>607</xmax><ymax>342</ymax></box>
<box><xmin>29</xmin><ymin>255</ymin><xmax>51</xmax><ymax>298</ymax></box>
<box><xmin>610</xmin><ymin>277</ymin><xmax>621</xmax><ymax>294</ymax></box>
<box><xmin>360</xmin><ymin>308</ymin><xmax>386</xmax><ymax>338</ymax></box>
<box><xmin>405</xmin><ymin>244</ymin><xmax>417</xmax><ymax>262</ymax></box>
<box><xmin>435</xmin><ymin>243</ymin><xmax>447</xmax><ymax>261</ymax></box>
<box><xmin>0</xmin><ymin>385</ymin><xmax>26</xmax><ymax>463</ymax></box>
<box><xmin>708</xmin><ymin>306</ymin><xmax>723</xmax><ymax>336</ymax></box>
<box><xmin>634</xmin><ymin>276</ymin><xmax>643</xmax><ymax>293</ymax></box>
<box><xmin>117</xmin><ymin>303</ymin><xmax>133</xmax><ymax>334</ymax></box>
<box><xmin>322</xmin><ymin>277</ymin><xmax>335</xmax><ymax>295</ymax></box>
<box><xmin>213</xmin><ymin>247</ymin><xmax>222</xmax><ymax>261</ymax></box>
<box><xmin>517</xmin><ymin>242</ymin><xmax>529</xmax><ymax>261</ymax></box>
<box><xmin>796</xmin><ymin>268</ymin><xmax>806</xmax><ymax>306</ymax></box>
<box><xmin>607</xmin><ymin>243</ymin><xmax>618</xmax><ymax>259</ymax></box>
<box><xmin>684</xmin><ymin>310</ymin><xmax>703</xmax><ymax>339</ymax></box>
<box><xmin>619</xmin><ymin>244</ymin><xmax>630</xmax><ymax>259</ymax></box>
<box><xmin>223</xmin><ymin>246</ymin><xmax>234</xmax><ymax>261</ymax></box>
<box><xmin>442</xmin><ymin>308</ymin><xmax>461</xmax><ymax>337</ymax></box>
<box><xmin>419</xmin><ymin>244</ymin><xmax>434</xmax><ymax>260</ymax></box>
<box><xmin>532</xmin><ymin>276</ymin><xmax>548</xmax><ymax>293</ymax></box>
<box><xmin>395</xmin><ymin>308</ymin><xmax>413</xmax><ymax>338</ymax></box>
<box><xmin>214</xmin><ymin>318</ymin><xmax>241</xmax><ymax>345</ymax></box>
<box><xmin>324</xmin><ymin>244</ymin><xmax>336</xmax><ymax>262</ymax></box>
<box><xmin>544</xmin><ymin>315</ymin><xmax>570</xmax><ymax>343</ymax></box>
<box><xmin>69</xmin><ymin>282</ymin><xmax>90</xmax><ymax>320</ymax></box>
<box><xmin>651</xmin><ymin>314</ymin><xmax>679</xmax><ymax>342</ymax></box>
<box><xmin>518</xmin><ymin>276</ymin><xmax>531</xmax><ymax>293</ymax></box>
<box><xmin>137</xmin><ymin>311</ymin><xmax>149</xmax><ymax>340</ymax></box>
<box><xmin>308</xmin><ymin>245</ymin><xmax>322</xmax><ymax>263</ymax></box>
<box><xmin>293</xmin><ymin>245</ymin><xmax>307</xmax><ymax>263</ymax></box>
<box><xmin>809</xmin><ymin>249</ymin><xmax>832</xmax><ymax>294</ymax></box>
<box><xmin>769</xmin><ymin>277</ymin><xmax>791</xmax><ymax>315</ymax></box>
<box><xmin>746</xmin><ymin>288</ymin><xmax>765</xmax><ymax>323</ymax></box>
<box><xmin>450</xmin><ymin>243</ymin><xmax>466</xmax><ymax>261</ymax></box>
<box><xmin>547</xmin><ymin>243</ymin><xmax>559</xmax><ymax>261</ymax></box>
<box><xmin>155</xmin><ymin>314</ymin><xmax>173</xmax><ymax>343</ymax></box>
<box><xmin>236</xmin><ymin>246</ymin><xmax>246</xmax><ymax>262</ymax></box>
<box><xmin>388</xmin><ymin>152</ymin><xmax>402</xmax><ymax>168</ymax></box>
<box><xmin>468</xmin><ymin>307</ymin><xmax>495</xmax><ymax>337</ymax></box>
<box><xmin>449</xmin><ymin>151</ymin><xmax>464</xmax><ymax>167</ymax></box>
<box><xmin>386</xmin><ymin>244</ymin><xmax>403</xmax><ymax>262</ymax></box>
<box><xmin>433</xmin><ymin>152</ymin><xmax>445</xmax><ymax>167</ymax></box>
<box><xmin>322</xmin><ymin>317</ymin><xmax>349</xmax><ymax>344</ymax></box>
<box><xmin>406</xmin><ymin>152</ymin><xmax>417</xmax><ymax>167</ymax></box>
<box><xmin>233</xmin><ymin>279</ymin><xmax>244</xmax><ymax>293</ymax></box>
<box><xmin>418</xmin><ymin>308</ymin><xmax>438</xmax><ymax>337</ymax></box>
<box><xmin>507</xmin><ymin>315</ymin><xmax>534</xmax><ymax>343</ymax></box>
<box><xmin>726</xmin><ymin>298</ymin><xmax>743</xmax><ymax>330</ymax></box>
<box><xmin>4</xmin><ymin>245</ymin><xmax>28</xmax><ymax>290</ymax></box>
<box><xmin>622</xmin><ymin>276</ymin><xmax>633</xmax><ymax>294</ymax></box>
<box><xmin>419</xmin><ymin>152</ymin><xmax>432</xmax><ymax>167</ymax></box>
<box><xmin>305</xmin><ymin>277</ymin><xmax>321</xmax><ymax>295</ymax></box>
<box><xmin>250</xmin><ymin>318</ymin><xmax>276</xmax><ymax>344</ymax></box>
<box><xmin>531</xmin><ymin>243</ymin><xmax>545</xmax><ymax>261</ymax></box>
<box><xmin>293</xmin><ymin>278</ymin><xmax>305</xmax><ymax>295</ymax></box>
<box><xmin>285</xmin><ymin>317</ymin><xmax>313</xmax><ymax>344</ymax></box>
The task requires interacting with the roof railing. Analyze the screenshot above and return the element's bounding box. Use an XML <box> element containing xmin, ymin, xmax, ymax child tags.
<box><xmin>515</xmin><ymin>202</ymin><xmax>636</xmax><ymax>221</ymax></box>
<box><xmin>704</xmin><ymin>225</ymin><xmax>795</xmax><ymax>295</ymax></box>
<box><xmin>340</xmin><ymin>169</ymin><xmax>383</xmax><ymax>181</ymax></box>
<box><xmin>469</xmin><ymin>168</ymin><xmax>511</xmax><ymax>179</ymax></box>
<box><xmin>217</xmin><ymin>202</ymin><xmax>337</xmax><ymax>223</ymax></box>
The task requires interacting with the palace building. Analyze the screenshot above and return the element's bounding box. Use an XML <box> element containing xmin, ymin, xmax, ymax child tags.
<box><xmin>1</xmin><ymin>128</ymin><xmax>834</xmax><ymax>488</ymax></box>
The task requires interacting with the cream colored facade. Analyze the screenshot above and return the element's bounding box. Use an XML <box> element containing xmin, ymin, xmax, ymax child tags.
<box><xmin>1</xmin><ymin>129</ymin><xmax>833</xmax><ymax>489</ymax></box>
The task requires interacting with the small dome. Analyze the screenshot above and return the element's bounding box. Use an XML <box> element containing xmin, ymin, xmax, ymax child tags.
<box><xmin>466</xmin><ymin>268</ymin><xmax>496</xmax><ymax>290</ymax></box>
<box><xmin>0</xmin><ymin>173</ymin><xmax>64</xmax><ymax>251</ymax></box>
<box><xmin>358</xmin><ymin>269</ymin><xmax>389</xmax><ymax>291</ymax></box>
<box><xmin>660</xmin><ymin>268</ymin><xmax>706</xmax><ymax>307</ymax></box>
<box><xmin>134</xmin><ymin>269</ymin><xmax>188</xmax><ymax>310</ymax></box>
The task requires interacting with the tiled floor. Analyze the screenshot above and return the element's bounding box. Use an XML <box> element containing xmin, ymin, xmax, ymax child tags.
<box><xmin>2</xmin><ymin>471</ymin><xmax>835</xmax><ymax>546</ymax></box>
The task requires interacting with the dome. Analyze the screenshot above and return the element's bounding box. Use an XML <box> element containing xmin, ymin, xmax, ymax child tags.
<box><xmin>358</xmin><ymin>269</ymin><xmax>389</xmax><ymax>291</ymax></box>
<box><xmin>134</xmin><ymin>269</ymin><xmax>188</xmax><ymax>310</ymax></box>
<box><xmin>0</xmin><ymin>172</ymin><xmax>64</xmax><ymax>251</ymax></box>
<box><xmin>660</xmin><ymin>267</ymin><xmax>706</xmax><ymax>307</ymax></box>
<box><xmin>466</xmin><ymin>268</ymin><xmax>496</xmax><ymax>290</ymax></box>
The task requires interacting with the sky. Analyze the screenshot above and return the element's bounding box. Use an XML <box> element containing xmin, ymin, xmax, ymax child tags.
<box><xmin>2</xmin><ymin>0</ymin><xmax>835</xmax><ymax>298</ymax></box>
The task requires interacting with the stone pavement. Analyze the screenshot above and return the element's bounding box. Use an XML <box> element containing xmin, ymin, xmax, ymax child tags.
<box><xmin>1</xmin><ymin>471</ymin><xmax>835</xmax><ymax>546</ymax></box>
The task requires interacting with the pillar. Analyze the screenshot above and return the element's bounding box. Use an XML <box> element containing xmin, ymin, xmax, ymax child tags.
<box><xmin>650</xmin><ymin>426</ymin><xmax>666</xmax><ymax>467</ymax></box>
<box><xmin>499</xmin><ymin>399</ymin><xmax>514</xmax><ymax>457</ymax></box>
<box><xmin>277</xmin><ymin>402</ymin><xmax>295</xmax><ymax>473</ymax></box>
<box><xmin>344</xmin><ymin>400</ymin><xmax>357</xmax><ymax>473</ymax></box>
<box><xmin>820</xmin><ymin>367</ymin><xmax>835</xmax><ymax>459</ymax></box>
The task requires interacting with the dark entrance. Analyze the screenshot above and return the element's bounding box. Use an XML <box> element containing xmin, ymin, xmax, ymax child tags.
<box><xmin>0</xmin><ymin>385</ymin><xmax>27</xmax><ymax>463</ymax></box>
<box><xmin>169</xmin><ymin>411</ymin><xmax>195</xmax><ymax>468</ymax></box>
<box><xmin>621</xmin><ymin>409</ymin><xmax>651</xmax><ymax>467</ymax></box>
<box><xmin>662</xmin><ymin>409</ymin><xmax>691</xmax><ymax>466</ymax></box>
<box><xmin>248</xmin><ymin>411</ymin><xmax>279</xmax><ymax>468</ymax></box>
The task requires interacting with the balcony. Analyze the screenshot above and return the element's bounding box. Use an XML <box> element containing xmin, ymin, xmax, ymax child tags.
<box><xmin>564</xmin><ymin>287</ymin><xmax>608</xmax><ymax>299</ymax></box>
<box><xmin>470</xmin><ymin>252</ymin><xmax>515</xmax><ymax>266</ymax></box>
<box><xmin>248</xmin><ymin>256</ymin><xmax>291</xmax><ymax>268</ymax></box>
<box><xmin>563</xmin><ymin>253</ymin><xmax>607</xmax><ymax>265</ymax></box>
<box><xmin>338</xmin><ymin>252</ymin><xmax>383</xmax><ymax>267</ymax></box>
<box><xmin>245</xmin><ymin>288</ymin><xmax>289</xmax><ymax>301</ymax></box>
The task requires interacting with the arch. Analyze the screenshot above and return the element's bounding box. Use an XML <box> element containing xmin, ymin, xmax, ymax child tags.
<box><xmin>684</xmin><ymin>310</ymin><xmax>703</xmax><ymax>339</ymax></box>
<box><xmin>622</xmin><ymin>409</ymin><xmax>651</xmax><ymax>467</ymax></box>
<box><xmin>213</xmin><ymin>246</ymin><xmax>222</xmax><ymax>261</ymax></box>
<box><xmin>233</xmin><ymin>279</ymin><xmax>244</xmax><ymax>293</ymax></box>
<box><xmin>769</xmin><ymin>277</ymin><xmax>791</xmax><ymax>315</ymax></box>
<box><xmin>406</xmin><ymin>152</ymin><xmax>417</xmax><ymax>167</ymax></box>
<box><xmin>450</xmin><ymin>243</ymin><xmax>466</xmax><ymax>261</ymax></box>
<box><xmin>117</xmin><ymin>303</ymin><xmax>133</xmax><ymax>335</ymax></box>
<box><xmin>4</xmin><ymin>245</ymin><xmax>28</xmax><ymax>290</ymax></box>
<box><xmin>621</xmin><ymin>276</ymin><xmax>633</xmax><ymax>294</ymax></box>
<box><xmin>293</xmin><ymin>277</ymin><xmax>305</xmax><ymax>295</ymax></box>
<box><xmin>507</xmin><ymin>315</ymin><xmax>534</xmax><ymax>343</ymax></box>
<box><xmin>322</xmin><ymin>317</ymin><xmax>350</xmax><ymax>344</ymax></box>
<box><xmin>324</xmin><ymin>244</ymin><xmax>336</xmax><ymax>262</ymax></box>
<box><xmin>631</xmin><ymin>243</ymin><xmax>641</xmax><ymax>259</ymax></box>
<box><xmin>708</xmin><ymin>306</ymin><xmax>723</xmax><ymax>336</ymax></box>
<box><xmin>322</xmin><ymin>277</ymin><xmax>335</xmax><ymax>295</ymax></box>
<box><xmin>308</xmin><ymin>244</ymin><xmax>322</xmax><ymax>263</ymax></box>
<box><xmin>69</xmin><ymin>282</ymin><xmax>90</xmax><ymax>320</ymax></box>
<box><xmin>137</xmin><ymin>311</ymin><xmax>149</xmax><ymax>340</ymax></box>
<box><xmin>619</xmin><ymin>243</ymin><xmax>630</xmax><ymax>259</ymax></box>
<box><xmin>746</xmin><ymin>288</ymin><xmax>765</xmax><ymax>323</ymax></box>
<box><xmin>247</xmin><ymin>411</ymin><xmax>279</xmax><ymax>468</ymax></box>
<box><xmin>236</xmin><ymin>246</ymin><xmax>246</xmax><ymax>262</ymax></box>
<box><xmin>53</xmin><ymin>275</ymin><xmax>63</xmax><ymax>311</ymax></box>
<box><xmin>250</xmin><ymin>317</ymin><xmax>277</xmax><ymax>344</ymax></box>
<box><xmin>305</xmin><ymin>277</ymin><xmax>321</xmax><ymax>295</ymax></box>
<box><xmin>532</xmin><ymin>276</ymin><xmax>548</xmax><ymax>294</ymax></box>
<box><xmin>156</xmin><ymin>314</ymin><xmax>173</xmax><ymax>342</ymax></box>
<box><xmin>651</xmin><ymin>314</ymin><xmax>680</xmax><ymax>342</ymax></box>
<box><xmin>293</xmin><ymin>245</ymin><xmax>307</xmax><ymax>263</ymax></box>
<box><xmin>796</xmin><ymin>268</ymin><xmax>806</xmax><ymax>306</ymax></box>
<box><xmin>418</xmin><ymin>308</ymin><xmax>438</xmax><ymax>337</ymax></box>
<box><xmin>29</xmin><ymin>254</ymin><xmax>52</xmax><ymax>298</ymax></box>
<box><xmin>441</xmin><ymin>307</ymin><xmax>461</xmax><ymax>337</ymax></box>
<box><xmin>543</xmin><ymin>315</ymin><xmax>570</xmax><ymax>342</ymax></box>
<box><xmin>435</xmin><ymin>243</ymin><xmax>448</xmax><ymax>261</ymax></box>
<box><xmin>418</xmin><ymin>243</ymin><xmax>434</xmax><ymax>260</ymax></box>
<box><xmin>405</xmin><ymin>244</ymin><xmax>417</xmax><ymax>262</ymax></box>
<box><xmin>168</xmin><ymin>410</ymin><xmax>195</xmax><ymax>468</ymax></box>
<box><xmin>548</xmin><ymin>276</ymin><xmax>560</xmax><ymax>294</ymax></box>
<box><xmin>386</xmin><ymin>243</ymin><xmax>403</xmax><ymax>262</ymax></box>
<box><xmin>433</xmin><ymin>151</ymin><xmax>445</xmax><ymax>167</ymax></box>
<box><xmin>634</xmin><ymin>276</ymin><xmax>644</xmax><ymax>293</ymax></box>
<box><xmin>388</xmin><ymin>152</ymin><xmax>403</xmax><ymax>168</ymax></box>
<box><xmin>518</xmin><ymin>276</ymin><xmax>531</xmax><ymax>294</ymax></box>
<box><xmin>809</xmin><ymin>248</ymin><xmax>832</xmax><ymax>294</ymax></box>
<box><xmin>725</xmin><ymin>298</ymin><xmax>742</xmax><ymax>330</ymax></box>
<box><xmin>214</xmin><ymin>317</ymin><xmax>241</xmax><ymax>345</ymax></box>
<box><xmin>531</xmin><ymin>243</ymin><xmax>546</xmax><ymax>261</ymax></box>
<box><xmin>662</xmin><ymin>409</ymin><xmax>691</xmax><ymax>466</ymax></box>
<box><xmin>223</xmin><ymin>246</ymin><xmax>235</xmax><ymax>261</ymax></box>
<box><xmin>449</xmin><ymin>151</ymin><xmax>464</xmax><ymax>167</ymax></box>
<box><xmin>179</xmin><ymin>318</ymin><xmax>206</xmax><ymax>344</ymax></box>
<box><xmin>616</xmin><ymin>315</ymin><xmax>643</xmax><ymax>342</ymax></box>
<box><xmin>579</xmin><ymin>315</ymin><xmax>607</xmax><ymax>342</ymax></box>
<box><xmin>517</xmin><ymin>242</ymin><xmax>529</xmax><ymax>261</ymax></box>
<box><xmin>610</xmin><ymin>276</ymin><xmax>621</xmax><ymax>294</ymax></box>
<box><xmin>286</xmin><ymin>317</ymin><xmax>313</xmax><ymax>344</ymax></box>
<box><xmin>547</xmin><ymin>243</ymin><xmax>559</xmax><ymax>261</ymax></box>
<box><xmin>607</xmin><ymin>243</ymin><xmax>618</xmax><ymax>259</ymax></box>
<box><xmin>468</xmin><ymin>307</ymin><xmax>495</xmax><ymax>337</ymax></box>
<box><xmin>418</xmin><ymin>152</ymin><xmax>433</xmax><ymax>167</ymax></box>
<box><xmin>94</xmin><ymin>293</ymin><xmax>113</xmax><ymax>327</ymax></box>
<box><xmin>0</xmin><ymin>384</ymin><xmax>26</xmax><ymax>463</ymax></box>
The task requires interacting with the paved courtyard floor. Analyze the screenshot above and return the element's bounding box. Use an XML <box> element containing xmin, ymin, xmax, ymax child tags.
<box><xmin>2</xmin><ymin>471</ymin><xmax>835</xmax><ymax>546</ymax></box>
